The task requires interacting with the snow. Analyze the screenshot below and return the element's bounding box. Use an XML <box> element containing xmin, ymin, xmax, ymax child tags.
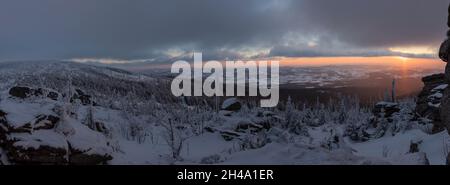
<box><xmin>221</xmin><ymin>142</ymin><xmax>387</xmax><ymax>165</ymax></box>
<box><xmin>9</xmin><ymin>130</ymin><xmax>68</xmax><ymax>150</ymax></box>
<box><xmin>66</xmin><ymin>118</ymin><xmax>112</xmax><ymax>156</ymax></box>
<box><xmin>1</xmin><ymin>61</ymin><xmax>449</xmax><ymax>165</ymax></box>
<box><xmin>180</xmin><ymin>132</ymin><xmax>237</xmax><ymax>163</ymax></box>
<box><xmin>221</xmin><ymin>98</ymin><xmax>239</xmax><ymax>109</ymax></box>
<box><xmin>0</xmin><ymin>98</ymin><xmax>55</xmax><ymax>128</ymax></box>
<box><xmin>428</xmin><ymin>102</ymin><xmax>441</xmax><ymax>108</ymax></box>
<box><xmin>432</xmin><ymin>84</ymin><xmax>448</xmax><ymax>91</ymax></box>
<box><xmin>110</xmin><ymin>139</ymin><xmax>170</xmax><ymax>165</ymax></box>
<box><xmin>428</xmin><ymin>92</ymin><xmax>443</xmax><ymax>99</ymax></box>
<box><xmin>349</xmin><ymin>129</ymin><xmax>450</xmax><ymax>165</ymax></box>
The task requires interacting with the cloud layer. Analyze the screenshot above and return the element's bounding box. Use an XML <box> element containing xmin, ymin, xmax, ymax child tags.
<box><xmin>0</xmin><ymin>0</ymin><xmax>448</xmax><ymax>61</ymax></box>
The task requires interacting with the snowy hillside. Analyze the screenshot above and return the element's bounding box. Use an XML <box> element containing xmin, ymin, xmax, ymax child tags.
<box><xmin>0</xmin><ymin>61</ymin><xmax>449</xmax><ymax>165</ymax></box>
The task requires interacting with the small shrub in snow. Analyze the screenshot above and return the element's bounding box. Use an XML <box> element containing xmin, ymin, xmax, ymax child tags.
<box><xmin>320</xmin><ymin>126</ymin><xmax>342</xmax><ymax>150</ymax></box>
<box><xmin>382</xmin><ymin>145</ymin><xmax>390</xmax><ymax>158</ymax></box>
<box><xmin>161</xmin><ymin>118</ymin><xmax>189</xmax><ymax>161</ymax></box>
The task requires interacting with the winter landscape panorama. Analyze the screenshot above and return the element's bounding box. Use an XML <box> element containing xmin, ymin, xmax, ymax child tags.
<box><xmin>2</xmin><ymin>0</ymin><xmax>450</xmax><ymax>167</ymax></box>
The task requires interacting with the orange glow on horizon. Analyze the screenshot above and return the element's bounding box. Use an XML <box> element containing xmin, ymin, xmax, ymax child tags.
<box><xmin>389</xmin><ymin>46</ymin><xmax>436</xmax><ymax>55</ymax></box>
<box><xmin>275</xmin><ymin>56</ymin><xmax>445</xmax><ymax>69</ymax></box>
<box><xmin>125</xmin><ymin>56</ymin><xmax>446</xmax><ymax>72</ymax></box>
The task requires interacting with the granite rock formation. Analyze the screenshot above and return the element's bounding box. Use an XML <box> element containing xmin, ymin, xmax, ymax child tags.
<box><xmin>415</xmin><ymin>74</ymin><xmax>447</xmax><ymax>133</ymax></box>
<box><xmin>439</xmin><ymin>4</ymin><xmax>450</xmax><ymax>135</ymax></box>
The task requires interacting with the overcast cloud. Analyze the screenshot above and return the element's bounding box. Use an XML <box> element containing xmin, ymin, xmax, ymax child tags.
<box><xmin>0</xmin><ymin>0</ymin><xmax>448</xmax><ymax>61</ymax></box>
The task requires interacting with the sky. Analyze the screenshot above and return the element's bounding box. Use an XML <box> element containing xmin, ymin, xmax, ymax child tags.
<box><xmin>0</xmin><ymin>0</ymin><xmax>449</xmax><ymax>62</ymax></box>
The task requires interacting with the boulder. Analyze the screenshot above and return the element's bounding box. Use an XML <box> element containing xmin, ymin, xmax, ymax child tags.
<box><xmin>440</xmin><ymin>4</ymin><xmax>450</xmax><ymax>134</ymax></box>
<box><xmin>9</xmin><ymin>86</ymin><xmax>35</xmax><ymax>99</ymax></box>
<box><xmin>0</xmin><ymin>87</ymin><xmax>113</xmax><ymax>165</ymax></box>
<box><xmin>0</xmin><ymin>121</ymin><xmax>113</xmax><ymax>165</ymax></box>
<box><xmin>415</xmin><ymin>74</ymin><xmax>447</xmax><ymax>133</ymax></box>
<box><xmin>440</xmin><ymin>89</ymin><xmax>450</xmax><ymax>133</ymax></box>
<box><xmin>372</xmin><ymin>101</ymin><xmax>400</xmax><ymax>118</ymax></box>
<box><xmin>34</xmin><ymin>115</ymin><xmax>60</xmax><ymax>130</ymax></box>
<box><xmin>4</xmin><ymin>130</ymin><xmax>69</xmax><ymax>164</ymax></box>
<box><xmin>47</xmin><ymin>91</ymin><xmax>59</xmax><ymax>101</ymax></box>
<box><xmin>219</xmin><ymin>110</ymin><xmax>233</xmax><ymax>117</ymax></box>
<box><xmin>0</xmin><ymin>114</ymin><xmax>60</xmax><ymax>134</ymax></box>
<box><xmin>235</xmin><ymin>120</ymin><xmax>264</xmax><ymax>133</ymax></box>
<box><xmin>439</xmin><ymin>39</ymin><xmax>450</xmax><ymax>62</ymax></box>
<box><xmin>71</xmin><ymin>89</ymin><xmax>95</xmax><ymax>106</ymax></box>
<box><xmin>66</xmin><ymin>122</ymin><xmax>113</xmax><ymax>165</ymax></box>
<box><xmin>221</xmin><ymin>98</ymin><xmax>241</xmax><ymax>111</ymax></box>
<box><xmin>69</xmin><ymin>147</ymin><xmax>112</xmax><ymax>165</ymax></box>
<box><xmin>220</xmin><ymin>130</ymin><xmax>241</xmax><ymax>141</ymax></box>
<box><xmin>218</xmin><ymin>119</ymin><xmax>269</xmax><ymax>142</ymax></box>
<box><xmin>8</xmin><ymin>86</ymin><xmax>60</xmax><ymax>101</ymax></box>
<box><xmin>7</xmin><ymin>145</ymin><xmax>68</xmax><ymax>164</ymax></box>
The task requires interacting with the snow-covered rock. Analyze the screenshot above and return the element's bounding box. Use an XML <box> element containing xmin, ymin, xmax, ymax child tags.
<box><xmin>1</xmin><ymin>60</ymin><xmax>446</xmax><ymax>165</ymax></box>
<box><xmin>0</xmin><ymin>100</ymin><xmax>60</xmax><ymax>135</ymax></box>
<box><xmin>415</xmin><ymin>73</ymin><xmax>447</xmax><ymax>133</ymax></box>
<box><xmin>9</xmin><ymin>86</ymin><xmax>60</xmax><ymax>101</ymax></box>
<box><xmin>372</xmin><ymin>101</ymin><xmax>400</xmax><ymax>119</ymax></box>
<box><xmin>70</xmin><ymin>89</ymin><xmax>95</xmax><ymax>106</ymax></box>
<box><xmin>0</xmin><ymin>86</ymin><xmax>113</xmax><ymax>164</ymax></box>
<box><xmin>438</xmin><ymin>10</ymin><xmax>450</xmax><ymax>134</ymax></box>
<box><xmin>350</xmin><ymin>129</ymin><xmax>450</xmax><ymax>164</ymax></box>
<box><xmin>433</xmin><ymin>84</ymin><xmax>448</xmax><ymax>91</ymax></box>
<box><xmin>66</xmin><ymin>120</ymin><xmax>113</xmax><ymax>165</ymax></box>
<box><xmin>6</xmin><ymin>130</ymin><xmax>69</xmax><ymax>164</ymax></box>
<box><xmin>221</xmin><ymin>98</ymin><xmax>241</xmax><ymax>111</ymax></box>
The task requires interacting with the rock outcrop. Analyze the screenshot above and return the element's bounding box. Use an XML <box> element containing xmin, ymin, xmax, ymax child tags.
<box><xmin>9</xmin><ymin>86</ymin><xmax>60</xmax><ymax>101</ymax></box>
<box><xmin>415</xmin><ymin>74</ymin><xmax>447</xmax><ymax>133</ymax></box>
<box><xmin>0</xmin><ymin>86</ymin><xmax>113</xmax><ymax>165</ymax></box>
<box><xmin>221</xmin><ymin>98</ymin><xmax>241</xmax><ymax>111</ymax></box>
<box><xmin>372</xmin><ymin>101</ymin><xmax>400</xmax><ymax>118</ymax></box>
<box><xmin>71</xmin><ymin>89</ymin><xmax>96</xmax><ymax>106</ymax></box>
<box><xmin>439</xmin><ymin>4</ymin><xmax>450</xmax><ymax>134</ymax></box>
<box><xmin>205</xmin><ymin>110</ymin><xmax>276</xmax><ymax>150</ymax></box>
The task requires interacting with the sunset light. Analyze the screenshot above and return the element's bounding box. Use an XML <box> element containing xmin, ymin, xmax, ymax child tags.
<box><xmin>277</xmin><ymin>56</ymin><xmax>444</xmax><ymax>69</ymax></box>
<box><xmin>389</xmin><ymin>46</ymin><xmax>436</xmax><ymax>55</ymax></box>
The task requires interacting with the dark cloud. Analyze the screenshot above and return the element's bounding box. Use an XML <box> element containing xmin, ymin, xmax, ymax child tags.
<box><xmin>268</xmin><ymin>45</ymin><xmax>435</xmax><ymax>59</ymax></box>
<box><xmin>297</xmin><ymin>0</ymin><xmax>449</xmax><ymax>48</ymax></box>
<box><xmin>0</xmin><ymin>0</ymin><xmax>448</xmax><ymax>61</ymax></box>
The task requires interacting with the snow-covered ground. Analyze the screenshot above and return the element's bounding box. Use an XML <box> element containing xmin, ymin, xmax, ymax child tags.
<box><xmin>0</xmin><ymin>61</ymin><xmax>449</xmax><ymax>165</ymax></box>
<box><xmin>350</xmin><ymin>130</ymin><xmax>449</xmax><ymax>165</ymax></box>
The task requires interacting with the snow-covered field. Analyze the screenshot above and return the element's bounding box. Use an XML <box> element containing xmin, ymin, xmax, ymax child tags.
<box><xmin>0</xmin><ymin>61</ymin><xmax>449</xmax><ymax>165</ymax></box>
